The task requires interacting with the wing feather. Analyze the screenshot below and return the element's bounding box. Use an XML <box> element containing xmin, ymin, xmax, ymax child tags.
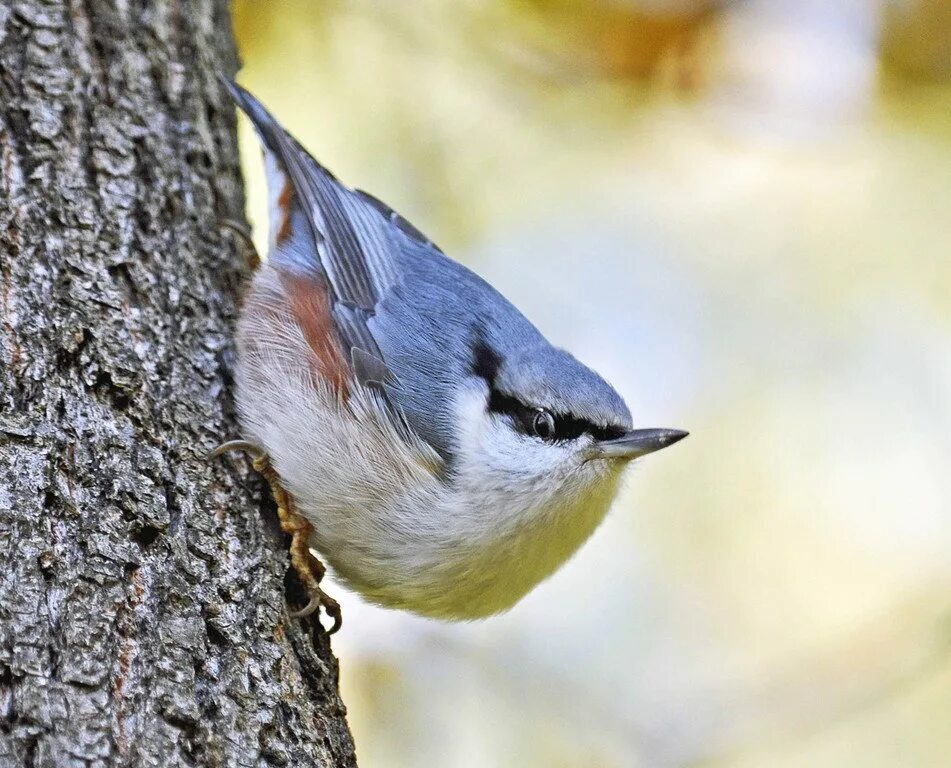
<box><xmin>277</xmin><ymin>139</ymin><xmax>378</xmax><ymax>309</ymax></box>
<box><xmin>223</xmin><ymin>80</ymin><xmax>392</xmax><ymax>349</ymax></box>
<box><xmin>223</xmin><ymin>78</ymin><xmax>435</xmax><ymax>442</ymax></box>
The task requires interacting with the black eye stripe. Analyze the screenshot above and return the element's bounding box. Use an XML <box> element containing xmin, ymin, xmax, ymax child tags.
<box><xmin>487</xmin><ymin>388</ymin><xmax>625</xmax><ymax>443</ymax></box>
<box><xmin>471</xmin><ymin>337</ymin><xmax>626</xmax><ymax>442</ymax></box>
<box><xmin>471</xmin><ymin>338</ymin><xmax>501</xmax><ymax>384</ymax></box>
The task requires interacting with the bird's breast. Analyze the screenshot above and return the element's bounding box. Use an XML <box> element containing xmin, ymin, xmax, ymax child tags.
<box><xmin>321</xmin><ymin>469</ymin><xmax>623</xmax><ymax>621</ymax></box>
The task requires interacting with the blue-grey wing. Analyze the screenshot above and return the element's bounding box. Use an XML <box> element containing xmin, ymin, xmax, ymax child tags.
<box><xmin>224</xmin><ymin>80</ymin><xmax>457</xmax><ymax>448</ymax></box>
<box><xmin>224</xmin><ymin>81</ymin><xmax>433</xmax><ymax>341</ymax></box>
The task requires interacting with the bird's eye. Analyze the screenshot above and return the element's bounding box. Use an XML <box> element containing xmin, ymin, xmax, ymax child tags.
<box><xmin>532</xmin><ymin>409</ymin><xmax>556</xmax><ymax>440</ymax></box>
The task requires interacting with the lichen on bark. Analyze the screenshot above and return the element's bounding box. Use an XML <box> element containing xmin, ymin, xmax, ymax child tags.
<box><xmin>0</xmin><ymin>1</ymin><xmax>356</xmax><ymax>765</ymax></box>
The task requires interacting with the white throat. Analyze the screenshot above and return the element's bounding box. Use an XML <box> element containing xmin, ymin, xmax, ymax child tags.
<box><xmin>423</xmin><ymin>387</ymin><xmax>625</xmax><ymax>618</ymax></box>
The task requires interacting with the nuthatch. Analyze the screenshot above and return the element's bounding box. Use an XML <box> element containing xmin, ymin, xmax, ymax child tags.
<box><xmin>218</xmin><ymin>80</ymin><xmax>687</xmax><ymax>632</ymax></box>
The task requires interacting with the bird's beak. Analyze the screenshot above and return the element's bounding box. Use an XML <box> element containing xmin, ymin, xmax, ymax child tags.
<box><xmin>587</xmin><ymin>428</ymin><xmax>688</xmax><ymax>461</ymax></box>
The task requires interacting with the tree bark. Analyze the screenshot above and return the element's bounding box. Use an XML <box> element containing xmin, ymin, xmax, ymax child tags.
<box><xmin>0</xmin><ymin>2</ymin><xmax>356</xmax><ymax>766</ymax></box>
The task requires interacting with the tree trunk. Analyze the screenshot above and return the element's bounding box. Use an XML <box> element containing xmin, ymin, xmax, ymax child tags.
<box><xmin>0</xmin><ymin>2</ymin><xmax>356</xmax><ymax>766</ymax></box>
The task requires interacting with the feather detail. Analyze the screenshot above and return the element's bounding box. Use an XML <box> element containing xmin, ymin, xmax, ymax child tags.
<box><xmin>351</xmin><ymin>347</ymin><xmax>397</xmax><ymax>388</ymax></box>
<box><xmin>275</xmin><ymin>179</ymin><xmax>294</xmax><ymax>247</ymax></box>
<box><xmin>224</xmin><ymin>79</ymin><xmax>392</xmax><ymax>354</ymax></box>
<box><xmin>281</xmin><ymin>272</ymin><xmax>351</xmax><ymax>394</ymax></box>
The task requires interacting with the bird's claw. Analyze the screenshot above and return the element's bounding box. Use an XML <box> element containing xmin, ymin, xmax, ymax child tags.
<box><xmin>290</xmin><ymin>587</ymin><xmax>343</xmax><ymax>634</ymax></box>
<box><xmin>217</xmin><ymin>218</ymin><xmax>261</xmax><ymax>269</ymax></box>
<box><xmin>208</xmin><ymin>439</ymin><xmax>265</xmax><ymax>463</ymax></box>
<box><xmin>210</xmin><ymin>439</ymin><xmax>342</xmax><ymax>633</ymax></box>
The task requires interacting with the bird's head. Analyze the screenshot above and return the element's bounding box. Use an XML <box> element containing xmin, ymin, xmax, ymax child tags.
<box><xmin>450</xmin><ymin>339</ymin><xmax>687</xmax><ymax>516</ymax></box>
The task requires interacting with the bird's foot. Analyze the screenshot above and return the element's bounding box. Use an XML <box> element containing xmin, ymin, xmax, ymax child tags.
<box><xmin>217</xmin><ymin>218</ymin><xmax>261</xmax><ymax>270</ymax></box>
<box><xmin>210</xmin><ymin>440</ymin><xmax>342</xmax><ymax>634</ymax></box>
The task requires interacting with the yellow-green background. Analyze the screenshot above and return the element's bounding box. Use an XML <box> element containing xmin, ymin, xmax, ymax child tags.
<box><xmin>232</xmin><ymin>2</ymin><xmax>951</xmax><ymax>766</ymax></box>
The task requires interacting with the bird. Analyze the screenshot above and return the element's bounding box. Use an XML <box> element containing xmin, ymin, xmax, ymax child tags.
<box><xmin>216</xmin><ymin>79</ymin><xmax>687</xmax><ymax>633</ymax></box>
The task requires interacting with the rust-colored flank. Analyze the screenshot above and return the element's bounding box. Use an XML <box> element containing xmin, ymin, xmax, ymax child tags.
<box><xmin>275</xmin><ymin>180</ymin><xmax>294</xmax><ymax>245</ymax></box>
<box><xmin>282</xmin><ymin>272</ymin><xmax>350</xmax><ymax>395</ymax></box>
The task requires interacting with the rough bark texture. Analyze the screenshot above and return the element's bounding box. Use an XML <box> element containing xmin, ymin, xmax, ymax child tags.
<box><xmin>0</xmin><ymin>2</ymin><xmax>356</xmax><ymax>766</ymax></box>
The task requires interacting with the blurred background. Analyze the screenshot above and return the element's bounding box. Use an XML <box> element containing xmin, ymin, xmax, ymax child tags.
<box><xmin>231</xmin><ymin>1</ymin><xmax>951</xmax><ymax>766</ymax></box>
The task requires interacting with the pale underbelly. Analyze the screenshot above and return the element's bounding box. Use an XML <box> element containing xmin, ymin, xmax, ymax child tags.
<box><xmin>302</xmin><ymin>478</ymin><xmax>619</xmax><ymax>621</ymax></box>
